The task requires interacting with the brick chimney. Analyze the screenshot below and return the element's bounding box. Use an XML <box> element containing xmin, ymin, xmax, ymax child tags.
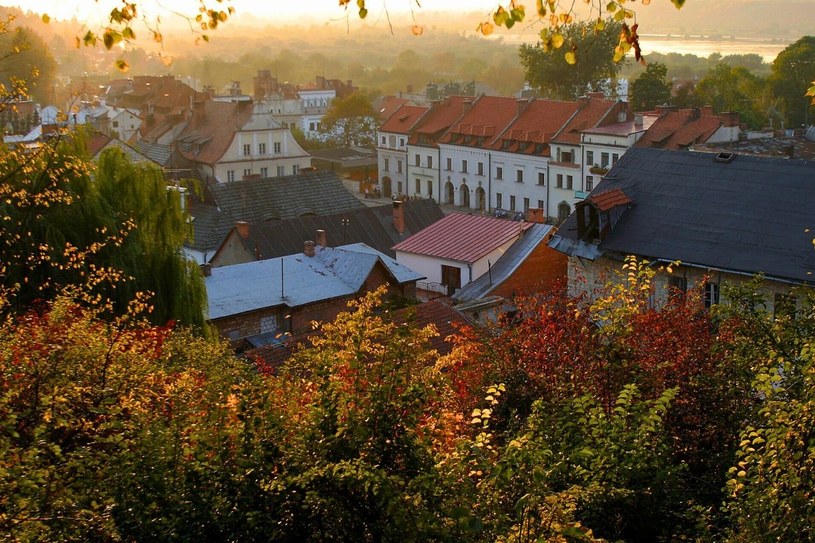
<box><xmin>516</xmin><ymin>98</ymin><xmax>530</xmax><ymax>117</ymax></box>
<box><xmin>700</xmin><ymin>105</ymin><xmax>714</xmax><ymax>116</ymax></box>
<box><xmin>393</xmin><ymin>200</ymin><xmax>405</xmax><ymax>235</ymax></box>
<box><xmin>236</xmin><ymin>221</ymin><xmax>250</xmax><ymax>239</ymax></box>
<box><xmin>315</xmin><ymin>229</ymin><xmax>327</xmax><ymax>247</ymax></box>
<box><xmin>527</xmin><ymin>208</ymin><xmax>545</xmax><ymax>223</ymax></box>
<box><xmin>462</xmin><ymin>98</ymin><xmax>473</xmax><ymax>115</ymax></box>
<box><xmin>200</xmin><ymin>262</ymin><xmax>212</xmax><ymax>277</ymax></box>
<box><xmin>655</xmin><ymin>104</ymin><xmax>678</xmax><ymax>117</ymax></box>
<box><xmin>304</xmin><ymin>240</ymin><xmax>316</xmax><ymax>257</ymax></box>
<box><xmin>721</xmin><ymin>111</ymin><xmax>740</xmax><ymax>127</ymax></box>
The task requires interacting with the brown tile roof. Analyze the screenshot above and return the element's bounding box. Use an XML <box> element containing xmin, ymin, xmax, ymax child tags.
<box><xmin>391</xmin><ymin>300</ymin><xmax>476</xmax><ymax>356</ymax></box>
<box><xmin>491</xmin><ymin>99</ymin><xmax>581</xmax><ymax>154</ymax></box>
<box><xmin>379</xmin><ymin>105</ymin><xmax>429</xmax><ymax>134</ymax></box>
<box><xmin>635</xmin><ymin>108</ymin><xmax>731</xmax><ymax>150</ymax></box>
<box><xmin>589</xmin><ymin>188</ymin><xmax>631</xmax><ymax>211</ymax></box>
<box><xmin>553</xmin><ymin>97</ymin><xmax>619</xmax><ymax>145</ymax></box>
<box><xmin>393</xmin><ymin>212</ymin><xmax>531</xmax><ymax>263</ymax></box>
<box><xmin>440</xmin><ymin>96</ymin><xmax>519</xmax><ymax>146</ymax></box>
<box><xmin>106</xmin><ymin>76</ymin><xmax>204</xmax><ymax>115</ymax></box>
<box><xmin>87</xmin><ymin>133</ymin><xmax>112</xmax><ymax>157</ymax></box>
<box><xmin>176</xmin><ymin>101</ymin><xmax>255</xmax><ymax>165</ymax></box>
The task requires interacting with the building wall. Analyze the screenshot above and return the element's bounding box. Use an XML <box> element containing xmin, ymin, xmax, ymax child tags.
<box><xmin>438</xmin><ymin>144</ymin><xmax>490</xmax><ymax>210</ymax></box>
<box><xmin>567</xmin><ymin>255</ymin><xmax>803</xmax><ymax>313</ymax></box>
<box><xmin>213</xmin><ymin>127</ymin><xmax>311</xmax><ymax>182</ymax></box>
<box><xmin>210</xmin><ymin>233</ymin><xmax>255</xmax><ymax>267</ymax></box>
<box><xmin>405</xmin><ymin>144</ymin><xmax>439</xmax><ymax>200</ymax></box>
<box><xmin>492</xmin><ymin>236</ymin><xmax>567</xmax><ymax>298</ymax></box>
<box><xmin>490</xmin><ymin>150</ymin><xmax>549</xmax><ymax>215</ymax></box>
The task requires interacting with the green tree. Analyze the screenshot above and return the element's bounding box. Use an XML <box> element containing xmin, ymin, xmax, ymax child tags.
<box><xmin>0</xmin><ymin>135</ymin><xmax>207</xmax><ymax>327</ymax></box>
<box><xmin>518</xmin><ymin>20</ymin><xmax>623</xmax><ymax>100</ymax></box>
<box><xmin>629</xmin><ymin>61</ymin><xmax>672</xmax><ymax>111</ymax></box>
<box><xmin>696</xmin><ymin>62</ymin><xmax>769</xmax><ymax>129</ymax></box>
<box><xmin>0</xmin><ymin>25</ymin><xmax>56</xmax><ymax>104</ymax></box>
<box><xmin>318</xmin><ymin>92</ymin><xmax>378</xmax><ymax>147</ymax></box>
<box><xmin>770</xmin><ymin>36</ymin><xmax>815</xmax><ymax>128</ymax></box>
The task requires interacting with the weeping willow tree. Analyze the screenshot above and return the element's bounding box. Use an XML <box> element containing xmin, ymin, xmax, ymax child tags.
<box><xmin>0</xmin><ymin>131</ymin><xmax>207</xmax><ymax>329</ymax></box>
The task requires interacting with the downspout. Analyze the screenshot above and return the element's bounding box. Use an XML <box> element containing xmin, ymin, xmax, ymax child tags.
<box><xmin>488</xmin><ymin>151</ymin><xmax>492</xmax><ymax>213</ymax></box>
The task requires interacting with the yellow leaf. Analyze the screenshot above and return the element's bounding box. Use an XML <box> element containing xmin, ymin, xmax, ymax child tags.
<box><xmin>565</xmin><ymin>51</ymin><xmax>577</xmax><ymax>64</ymax></box>
<box><xmin>412</xmin><ymin>24</ymin><xmax>424</xmax><ymax>35</ymax></box>
<box><xmin>115</xmin><ymin>59</ymin><xmax>130</xmax><ymax>73</ymax></box>
<box><xmin>551</xmin><ymin>33</ymin><xmax>564</xmax><ymax>49</ymax></box>
<box><xmin>42</xmin><ymin>13</ymin><xmax>51</xmax><ymax>24</ymax></box>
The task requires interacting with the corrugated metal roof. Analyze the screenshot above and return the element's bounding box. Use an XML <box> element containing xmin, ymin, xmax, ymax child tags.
<box><xmin>393</xmin><ymin>212</ymin><xmax>532</xmax><ymax>263</ymax></box>
<box><xmin>453</xmin><ymin>223</ymin><xmax>553</xmax><ymax>301</ymax></box>
<box><xmin>206</xmin><ymin>244</ymin><xmax>423</xmax><ymax>319</ymax></box>
<box><xmin>550</xmin><ymin>148</ymin><xmax>815</xmax><ymax>285</ymax></box>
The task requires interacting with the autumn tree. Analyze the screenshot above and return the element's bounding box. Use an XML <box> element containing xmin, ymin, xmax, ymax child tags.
<box><xmin>518</xmin><ymin>20</ymin><xmax>623</xmax><ymax>100</ymax></box>
<box><xmin>318</xmin><ymin>92</ymin><xmax>378</xmax><ymax>147</ymax></box>
<box><xmin>629</xmin><ymin>61</ymin><xmax>672</xmax><ymax>111</ymax></box>
<box><xmin>696</xmin><ymin>62</ymin><xmax>770</xmax><ymax>129</ymax></box>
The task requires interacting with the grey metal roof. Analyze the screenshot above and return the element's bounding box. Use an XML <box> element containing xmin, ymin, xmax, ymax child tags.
<box><xmin>187</xmin><ymin>170</ymin><xmax>366</xmax><ymax>254</ymax></box>
<box><xmin>453</xmin><ymin>223</ymin><xmax>554</xmax><ymax>301</ymax></box>
<box><xmin>210</xmin><ymin>170</ymin><xmax>365</xmax><ymax>222</ymax></box>
<box><xmin>549</xmin><ymin>147</ymin><xmax>815</xmax><ymax>285</ymax></box>
<box><xmin>135</xmin><ymin>141</ymin><xmax>173</xmax><ymax>166</ymax></box>
<box><xmin>221</xmin><ymin>199</ymin><xmax>444</xmax><ymax>259</ymax></box>
<box><xmin>206</xmin><ymin>243</ymin><xmax>424</xmax><ymax>320</ymax></box>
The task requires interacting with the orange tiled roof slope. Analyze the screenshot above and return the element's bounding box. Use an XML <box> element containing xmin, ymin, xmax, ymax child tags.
<box><xmin>409</xmin><ymin>96</ymin><xmax>469</xmax><ymax>145</ymax></box>
<box><xmin>393</xmin><ymin>212</ymin><xmax>532</xmax><ymax>263</ymax></box>
<box><xmin>552</xmin><ymin>95</ymin><xmax>621</xmax><ymax>145</ymax></box>
<box><xmin>491</xmin><ymin>98</ymin><xmax>582</xmax><ymax>155</ymax></box>
<box><xmin>440</xmin><ymin>95</ymin><xmax>520</xmax><ymax>145</ymax></box>
<box><xmin>635</xmin><ymin>106</ymin><xmax>740</xmax><ymax>150</ymax></box>
<box><xmin>380</xmin><ymin>105</ymin><xmax>429</xmax><ymax>134</ymax></box>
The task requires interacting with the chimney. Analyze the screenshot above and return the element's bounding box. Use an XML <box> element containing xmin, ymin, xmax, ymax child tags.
<box><xmin>393</xmin><ymin>200</ymin><xmax>405</xmax><ymax>235</ymax></box>
<box><xmin>721</xmin><ymin>111</ymin><xmax>740</xmax><ymax>127</ymax></box>
<box><xmin>528</xmin><ymin>208</ymin><xmax>545</xmax><ymax>223</ymax></box>
<box><xmin>200</xmin><ymin>262</ymin><xmax>212</xmax><ymax>277</ymax></box>
<box><xmin>315</xmin><ymin>229</ymin><xmax>327</xmax><ymax>247</ymax></box>
<box><xmin>586</xmin><ymin>91</ymin><xmax>605</xmax><ymax>100</ymax></box>
<box><xmin>689</xmin><ymin>107</ymin><xmax>701</xmax><ymax>121</ymax></box>
<box><xmin>634</xmin><ymin>114</ymin><xmax>643</xmax><ymax>126</ymax></box>
<box><xmin>655</xmin><ymin>104</ymin><xmax>677</xmax><ymax>117</ymax></box>
<box><xmin>700</xmin><ymin>105</ymin><xmax>714</xmax><ymax>116</ymax></box>
<box><xmin>516</xmin><ymin>98</ymin><xmax>530</xmax><ymax>117</ymax></box>
<box><xmin>236</xmin><ymin>221</ymin><xmax>250</xmax><ymax>239</ymax></box>
<box><xmin>316</xmin><ymin>76</ymin><xmax>326</xmax><ymax>89</ymax></box>
<box><xmin>304</xmin><ymin>240</ymin><xmax>316</xmax><ymax>257</ymax></box>
<box><xmin>462</xmin><ymin>98</ymin><xmax>473</xmax><ymax>114</ymax></box>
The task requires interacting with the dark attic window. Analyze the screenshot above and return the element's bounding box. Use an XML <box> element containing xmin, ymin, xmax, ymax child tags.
<box><xmin>714</xmin><ymin>152</ymin><xmax>735</xmax><ymax>163</ymax></box>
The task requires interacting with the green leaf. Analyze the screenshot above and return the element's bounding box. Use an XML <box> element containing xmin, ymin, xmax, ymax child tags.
<box><xmin>671</xmin><ymin>0</ymin><xmax>686</xmax><ymax>7</ymax></box>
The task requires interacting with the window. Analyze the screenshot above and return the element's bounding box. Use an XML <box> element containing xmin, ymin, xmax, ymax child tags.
<box><xmin>586</xmin><ymin>150</ymin><xmax>594</xmax><ymax>165</ymax></box>
<box><xmin>516</xmin><ymin>169</ymin><xmax>524</xmax><ymax>183</ymax></box>
<box><xmin>601</xmin><ymin>152</ymin><xmax>610</xmax><ymax>167</ymax></box>
<box><xmin>227</xmin><ymin>170</ymin><xmax>235</xmax><ymax>182</ymax></box>
<box><xmin>243</xmin><ymin>168</ymin><xmax>252</xmax><ymax>177</ymax></box>
<box><xmin>309</xmin><ymin>122</ymin><xmax>316</xmax><ymax>131</ymax></box>
<box><xmin>399</xmin><ymin>137</ymin><xmax>405</xmax><ymax>147</ymax></box>
<box><xmin>381</xmin><ymin>135</ymin><xmax>386</xmax><ymax>145</ymax></box>
<box><xmin>523</xmin><ymin>197</ymin><xmax>530</xmax><ymax>212</ymax></box>
<box><xmin>446</xmin><ymin>157</ymin><xmax>452</xmax><ymax>171</ymax></box>
<box><xmin>510</xmin><ymin>195</ymin><xmax>516</xmax><ymax>212</ymax></box>
<box><xmin>561</xmin><ymin>150</ymin><xmax>573</xmax><ymax>163</ymax></box>
<box><xmin>496</xmin><ymin>166</ymin><xmax>503</xmax><ymax>180</ymax></box>
<box><xmin>274</xmin><ymin>142</ymin><xmax>281</xmax><ymax>153</ymax></box>
<box><xmin>775</xmin><ymin>293</ymin><xmax>797</xmax><ymax>318</ymax></box>
<box><xmin>384</xmin><ymin>158</ymin><xmax>390</xmax><ymax>172</ymax></box>
<box><xmin>427</xmin><ymin>156</ymin><xmax>433</xmax><ymax>168</ymax></box>
<box><xmin>112</xmin><ymin>120</ymin><xmax>119</xmax><ymax>128</ymax></box>
<box><xmin>415</xmin><ymin>154</ymin><xmax>420</xmax><ymax>167</ymax></box>
<box><xmin>397</xmin><ymin>160</ymin><xmax>403</xmax><ymax>173</ymax></box>
<box><xmin>704</xmin><ymin>282</ymin><xmax>720</xmax><ymax>308</ymax></box>
<box><xmin>537</xmin><ymin>199</ymin><xmax>544</xmax><ymax>210</ymax></box>
<box><xmin>556</xmin><ymin>174</ymin><xmax>563</xmax><ymax>189</ymax></box>
<box><xmin>243</xmin><ymin>144</ymin><xmax>251</xmax><ymax>156</ymax></box>
<box><xmin>668</xmin><ymin>276</ymin><xmax>687</xmax><ymax>300</ymax></box>
<box><xmin>566</xmin><ymin>175</ymin><xmax>573</xmax><ymax>190</ymax></box>
<box><xmin>258</xmin><ymin>142</ymin><xmax>266</xmax><ymax>154</ymax></box>
<box><xmin>277</xmin><ymin>165</ymin><xmax>285</xmax><ymax>176</ymax></box>
<box><xmin>293</xmin><ymin>165</ymin><xmax>299</xmax><ymax>175</ymax></box>
<box><xmin>397</xmin><ymin>181</ymin><xmax>403</xmax><ymax>194</ymax></box>
<box><xmin>496</xmin><ymin>193</ymin><xmax>503</xmax><ymax>209</ymax></box>
<box><xmin>461</xmin><ymin>159</ymin><xmax>468</xmax><ymax>173</ymax></box>
<box><xmin>537</xmin><ymin>172</ymin><xmax>545</xmax><ymax>186</ymax></box>
<box><xmin>427</xmin><ymin>180</ymin><xmax>433</xmax><ymax>196</ymax></box>
<box><xmin>477</xmin><ymin>162</ymin><xmax>484</xmax><ymax>176</ymax></box>
<box><xmin>612</xmin><ymin>153</ymin><xmax>619</xmax><ymax>164</ymax></box>
<box><xmin>260</xmin><ymin>167</ymin><xmax>268</xmax><ymax>178</ymax></box>
<box><xmin>260</xmin><ymin>315</ymin><xmax>278</xmax><ymax>334</ymax></box>
<box><xmin>586</xmin><ymin>175</ymin><xmax>594</xmax><ymax>192</ymax></box>
<box><xmin>389</xmin><ymin>135</ymin><xmax>396</xmax><ymax>147</ymax></box>
<box><xmin>415</xmin><ymin>179</ymin><xmax>421</xmax><ymax>194</ymax></box>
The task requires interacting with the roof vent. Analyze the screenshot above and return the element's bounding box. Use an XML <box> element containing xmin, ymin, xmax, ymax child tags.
<box><xmin>713</xmin><ymin>152</ymin><xmax>735</xmax><ymax>163</ymax></box>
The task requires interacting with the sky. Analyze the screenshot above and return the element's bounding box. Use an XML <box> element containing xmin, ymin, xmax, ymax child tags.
<box><xmin>12</xmin><ymin>0</ymin><xmax>501</xmax><ymax>25</ymax></box>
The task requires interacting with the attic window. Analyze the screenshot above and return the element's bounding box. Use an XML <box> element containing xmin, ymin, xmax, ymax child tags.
<box><xmin>714</xmin><ymin>152</ymin><xmax>735</xmax><ymax>163</ymax></box>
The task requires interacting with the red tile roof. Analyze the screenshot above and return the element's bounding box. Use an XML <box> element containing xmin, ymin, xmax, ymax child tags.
<box><xmin>379</xmin><ymin>105</ymin><xmax>429</xmax><ymax>134</ymax></box>
<box><xmin>393</xmin><ymin>212</ymin><xmax>532</xmax><ymax>263</ymax></box>
<box><xmin>589</xmin><ymin>188</ymin><xmax>631</xmax><ymax>211</ymax></box>
<box><xmin>377</xmin><ymin>96</ymin><xmax>410</xmax><ymax>122</ymax></box>
<box><xmin>634</xmin><ymin>108</ymin><xmax>730</xmax><ymax>150</ymax></box>
<box><xmin>491</xmin><ymin>99</ymin><xmax>581</xmax><ymax>154</ymax></box>
<box><xmin>553</xmin><ymin>97</ymin><xmax>619</xmax><ymax>145</ymax></box>
<box><xmin>87</xmin><ymin>133</ymin><xmax>112</xmax><ymax>157</ymax></box>
<box><xmin>409</xmin><ymin>96</ymin><xmax>469</xmax><ymax>144</ymax></box>
<box><xmin>440</xmin><ymin>96</ymin><xmax>519</xmax><ymax>146</ymax></box>
<box><xmin>392</xmin><ymin>300</ymin><xmax>475</xmax><ymax>355</ymax></box>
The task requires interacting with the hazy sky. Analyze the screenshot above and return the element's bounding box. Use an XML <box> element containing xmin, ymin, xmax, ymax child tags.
<box><xmin>12</xmin><ymin>0</ymin><xmax>499</xmax><ymax>24</ymax></box>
